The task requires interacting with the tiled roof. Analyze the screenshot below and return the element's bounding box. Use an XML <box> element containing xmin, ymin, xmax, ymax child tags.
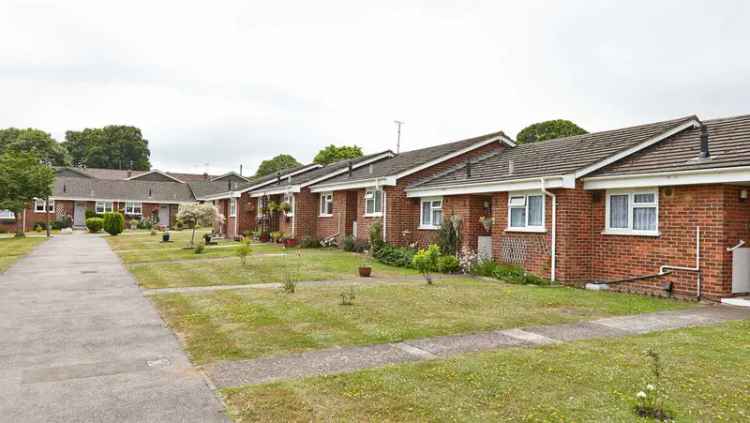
<box><xmin>314</xmin><ymin>130</ymin><xmax>508</xmax><ymax>186</ymax></box>
<box><xmin>590</xmin><ymin>114</ymin><xmax>750</xmax><ymax>177</ymax></box>
<box><xmin>54</xmin><ymin>177</ymin><xmax>196</xmax><ymax>203</ymax></box>
<box><xmin>411</xmin><ymin>116</ymin><xmax>697</xmax><ymax>189</ymax></box>
<box><xmin>188</xmin><ymin>180</ymin><xmax>243</xmax><ymax>198</ymax></box>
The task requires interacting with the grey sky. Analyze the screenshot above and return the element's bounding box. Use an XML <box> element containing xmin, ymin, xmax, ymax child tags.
<box><xmin>2</xmin><ymin>0</ymin><xmax>748</xmax><ymax>175</ymax></box>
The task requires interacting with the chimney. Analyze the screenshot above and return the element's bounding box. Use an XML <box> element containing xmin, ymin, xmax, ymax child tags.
<box><xmin>700</xmin><ymin>124</ymin><xmax>710</xmax><ymax>159</ymax></box>
<box><xmin>203</xmin><ymin>172</ymin><xmax>209</xmax><ymax>180</ymax></box>
<box><xmin>508</xmin><ymin>160</ymin><xmax>514</xmax><ymax>176</ymax></box>
<box><xmin>347</xmin><ymin>161</ymin><xmax>353</xmax><ymax>177</ymax></box>
<box><xmin>239</xmin><ymin>164</ymin><xmax>243</xmax><ymax>176</ymax></box>
<box><xmin>465</xmin><ymin>159</ymin><xmax>472</xmax><ymax>178</ymax></box>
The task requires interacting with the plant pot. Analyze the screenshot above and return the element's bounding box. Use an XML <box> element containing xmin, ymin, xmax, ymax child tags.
<box><xmin>260</xmin><ymin>233</ymin><xmax>270</xmax><ymax>242</ymax></box>
<box><xmin>284</xmin><ymin>238</ymin><xmax>298</xmax><ymax>248</ymax></box>
<box><xmin>358</xmin><ymin>266</ymin><xmax>372</xmax><ymax>277</ymax></box>
<box><xmin>162</xmin><ymin>233</ymin><xmax>170</xmax><ymax>242</ymax></box>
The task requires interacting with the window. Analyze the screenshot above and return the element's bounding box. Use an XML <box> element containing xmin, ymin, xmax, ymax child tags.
<box><xmin>125</xmin><ymin>201</ymin><xmax>142</xmax><ymax>216</ymax></box>
<box><xmin>0</xmin><ymin>210</ymin><xmax>15</xmax><ymax>219</ymax></box>
<box><xmin>365</xmin><ymin>189</ymin><xmax>382</xmax><ymax>215</ymax></box>
<box><xmin>95</xmin><ymin>201</ymin><xmax>113</xmax><ymax>214</ymax></box>
<box><xmin>283</xmin><ymin>193</ymin><xmax>294</xmax><ymax>216</ymax></box>
<box><xmin>507</xmin><ymin>193</ymin><xmax>544</xmax><ymax>231</ymax></box>
<box><xmin>34</xmin><ymin>199</ymin><xmax>54</xmax><ymax>213</ymax></box>
<box><xmin>605</xmin><ymin>190</ymin><xmax>658</xmax><ymax>235</ymax></box>
<box><xmin>320</xmin><ymin>193</ymin><xmax>333</xmax><ymax>216</ymax></box>
<box><xmin>229</xmin><ymin>198</ymin><xmax>237</xmax><ymax>217</ymax></box>
<box><xmin>420</xmin><ymin>197</ymin><xmax>443</xmax><ymax>229</ymax></box>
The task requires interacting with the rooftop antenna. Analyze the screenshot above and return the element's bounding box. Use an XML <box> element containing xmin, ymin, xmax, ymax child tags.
<box><xmin>394</xmin><ymin>120</ymin><xmax>404</xmax><ymax>153</ymax></box>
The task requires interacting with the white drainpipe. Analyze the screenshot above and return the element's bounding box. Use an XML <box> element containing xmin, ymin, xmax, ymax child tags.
<box><xmin>539</xmin><ymin>178</ymin><xmax>557</xmax><ymax>282</ymax></box>
<box><xmin>659</xmin><ymin>226</ymin><xmax>701</xmax><ymax>299</ymax></box>
<box><xmin>382</xmin><ymin>188</ymin><xmax>387</xmax><ymax>242</ymax></box>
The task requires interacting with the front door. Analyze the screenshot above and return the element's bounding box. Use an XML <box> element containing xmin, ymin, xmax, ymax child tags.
<box><xmin>74</xmin><ymin>202</ymin><xmax>87</xmax><ymax>227</ymax></box>
<box><xmin>158</xmin><ymin>205</ymin><xmax>170</xmax><ymax>227</ymax></box>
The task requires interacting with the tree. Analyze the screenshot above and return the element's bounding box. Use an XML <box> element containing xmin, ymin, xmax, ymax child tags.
<box><xmin>102</xmin><ymin>212</ymin><xmax>125</xmax><ymax>236</ymax></box>
<box><xmin>0</xmin><ymin>152</ymin><xmax>55</xmax><ymax>237</ymax></box>
<box><xmin>313</xmin><ymin>144</ymin><xmax>363</xmax><ymax>165</ymax></box>
<box><xmin>255</xmin><ymin>154</ymin><xmax>301</xmax><ymax>177</ymax></box>
<box><xmin>0</xmin><ymin>128</ymin><xmax>70</xmax><ymax>166</ymax></box>
<box><xmin>62</xmin><ymin>125</ymin><xmax>151</xmax><ymax>170</ymax></box>
<box><xmin>516</xmin><ymin>120</ymin><xmax>587</xmax><ymax>144</ymax></box>
<box><xmin>176</xmin><ymin>203</ymin><xmax>225</xmax><ymax>247</ymax></box>
<box><xmin>412</xmin><ymin>244</ymin><xmax>441</xmax><ymax>285</ymax></box>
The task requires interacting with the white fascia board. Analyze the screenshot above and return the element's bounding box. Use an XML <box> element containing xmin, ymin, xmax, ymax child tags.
<box><xmin>583</xmin><ymin>166</ymin><xmax>750</xmax><ymax>190</ymax></box>
<box><xmin>209</xmin><ymin>172</ymin><xmax>250</xmax><ymax>183</ymax></box>
<box><xmin>393</xmin><ymin>137</ymin><xmax>508</xmax><ymax>181</ymax></box>
<box><xmin>574</xmin><ymin>120</ymin><xmax>701</xmax><ymax>179</ymax></box>
<box><xmin>250</xmin><ymin>185</ymin><xmax>301</xmax><ymax>197</ymax></box>
<box><xmin>126</xmin><ymin>170</ymin><xmax>185</xmax><ymax>183</ymax></box>
<box><xmin>300</xmin><ymin>152</ymin><xmax>395</xmax><ymax>189</ymax></box>
<box><xmin>236</xmin><ymin>164</ymin><xmax>322</xmax><ymax>194</ymax></box>
<box><xmin>51</xmin><ymin>196</ymin><xmax>194</xmax><ymax>205</ymax></box>
<box><xmin>406</xmin><ymin>176</ymin><xmax>569</xmax><ymax>198</ymax></box>
<box><xmin>310</xmin><ymin>177</ymin><xmax>397</xmax><ymax>193</ymax></box>
<box><xmin>199</xmin><ymin>191</ymin><xmax>242</xmax><ymax>201</ymax></box>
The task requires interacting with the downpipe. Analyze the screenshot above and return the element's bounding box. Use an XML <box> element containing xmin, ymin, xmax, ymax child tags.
<box><xmin>540</xmin><ymin>178</ymin><xmax>556</xmax><ymax>283</ymax></box>
<box><xmin>658</xmin><ymin>226</ymin><xmax>701</xmax><ymax>299</ymax></box>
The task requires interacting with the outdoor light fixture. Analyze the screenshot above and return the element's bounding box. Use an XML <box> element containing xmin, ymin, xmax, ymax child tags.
<box><xmin>741</xmin><ymin>189</ymin><xmax>748</xmax><ymax>200</ymax></box>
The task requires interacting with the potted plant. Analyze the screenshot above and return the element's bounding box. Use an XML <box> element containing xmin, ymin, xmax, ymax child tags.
<box><xmin>284</xmin><ymin>237</ymin><xmax>298</xmax><ymax>248</ymax></box>
<box><xmin>479</xmin><ymin>216</ymin><xmax>493</xmax><ymax>232</ymax></box>
<box><xmin>358</xmin><ymin>258</ymin><xmax>372</xmax><ymax>277</ymax></box>
<box><xmin>267</xmin><ymin>201</ymin><xmax>280</xmax><ymax>213</ymax></box>
<box><xmin>280</xmin><ymin>201</ymin><xmax>292</xmax><ymax>214</ymax></box>
<box><xmin>259</xmin><ymin>231</ymin><xmax>270</xmax><ymax>242</ymax></box>
<box><xmin>162</xmin><ymin>231</ymin><xmax>171</xmax><ymax>242</ymax></box>
<box><xmin>271</xmin><ymin>231</ymin><xmax>284</xmax><ymax>243</ymax></box>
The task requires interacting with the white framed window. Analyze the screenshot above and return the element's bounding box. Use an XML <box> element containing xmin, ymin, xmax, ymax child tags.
<box><xmin>283</xmin><ymin>193</ymin><xmax>295</xmax><ymax>216</ymax></box>
<box><xmin>507</xmin><ymin>192</ymin><xmax>545</xmax><ymax>232</ymax></box>
<box><xmin>364</xmin><ymin>189</ymin><xmax>383</xmax><ymax>216</ymax></box>
<box><xmin>124</xmin><ymin>201</ymin><xmax>142</xmax><ymax>216</ymax></box>
<box><xmin>0</xmin><ymin>210</ymin><xmax>15</xmax><ymax>219</ymax></box>
<box><xmin>95</xmin><ymin>201</ymin><xmax>113</xmax><ymax>214</ymax></box>
<box><xmin>419</xmin><ymin>197</ymin><xmax>443</xmax><ymax>229</ymax></box>
<box><xmin>34</xmin><ymin>199</ymin><xmax>54</xmax><ymax>213</ymax></box>
<box><xmin>605</xmin><ymin>189</ymin><xmax>659</xmax><ymax>236</ymax></box>
<box><xmin>319</xmin><ymin>192</ymin><xmax>333</xmax><ymax>216</ymax></box>
<box><xmin>229</xmin><ymin>198</ymin><xmax>237</xmax><ymax>217</ymax></box>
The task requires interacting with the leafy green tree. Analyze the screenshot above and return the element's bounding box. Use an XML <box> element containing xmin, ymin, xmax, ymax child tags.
<box><xmin>102</xmin><ymin>212</ymin><xmax>125</xmax><ymax>236</ymax></box>
<box><xmin>0</xmin><ymin>128</ymin><xmax>70</xmax><ymax>166</ymax></box>
<box><xmin>412</xmin><ymin>244</ymin><xmax>442</xmax><ymax>285</ymax></box>
<box><xmin>516</xmin><ymin>119</ymin><xmax>587</xmax><ymax>144</ymax></box>
<box><xmin>313</xmin><ymin>144</ymin><xmax>363</xmax><ymax>165</ymax></box>
<box><xmin>0</xmin><ymin>152</ymin><xmax>55</xmax><ymax>237</ymax></box>
<box><xmin>255</xmin><ymin>154</ymin><xmax>301</xmax><ymax>177</ymax></box>
<box><xmin>62</xmin><ymin>125</ymin><xmax>151</xmax><ymax>170</ymax></box>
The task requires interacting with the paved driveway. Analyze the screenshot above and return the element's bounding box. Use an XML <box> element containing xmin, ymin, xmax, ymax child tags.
<box><xmin>0</xmin><ymin>234</ymin><xmax>227</xmax><ymax>422</ymax></box>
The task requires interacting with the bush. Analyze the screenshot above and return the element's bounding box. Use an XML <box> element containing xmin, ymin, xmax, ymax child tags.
<box><xmin>102</xmin><ymin>212</ymin><xmax>125</xmax><ymax>236</ymax></box>
<box><xmin>194</xmin><ymin>242</ymin><xmax>205</xmax><ymax>254</ymax></box>
<box><xmin>369</xmin><ymin>220</ymin><xmax>384</xmax><ymax>252</ymax></box>
<box><xmin>85</xmin><ymin>217</ymin><xmax>104</xmax><ymax>233</ymax></box>
<box><xmin>136</xmin><ymin>219</ymin><xmax>153</xmax><ymax>230</ymax></box>
<box><xmin>300</xmin><ymin>236</ymin><xmax>321</xmax><ymax>248</ymax></box>
<box><xmin>51</xmin><ymin>215</ymin><xmax>73</xmax><ymax>230</ymax></box>
<box><xmin>85</xmin><ymin>210</ymin><xmax>101</xmax><ymax>220</ymax></box>
<box><xmin>437</xmin><ymin>215</ymin><xmax>462</xmax><ymax>256</ymax></box>
<box><xmin>412</xmin><ymin>244</ymin><xmax>441</xmax><ymax>284</ymax></box>
<box><xmin>374</xmin><ymin>244</ymin><xmax>417</xmax><ymax>268</ymax></box>
<box><xmin>437</xmin><ymin>255</ymin><xmax>460</xmax><ymax>273</ymax></box>
<box><xmin>342</xmin><ymin>236</ymin><xmax>369</xmax><ymax>253</ymax></box>
<box><xmin>33</xmin><ymin>222</ymin><xmax>47</xmax><ymax>231</ymax></box>
<box><xmin>469</xmin><ymin>258</ymin><xmax>549</xmax><ymax>286</ymax></box>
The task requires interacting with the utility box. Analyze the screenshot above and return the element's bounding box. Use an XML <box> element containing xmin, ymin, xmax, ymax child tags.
<box><xmin>478</xmin><ymin>236</ymin><xmax>493</xmax><ymax>261</ymax></box>
<box><xmin>732</xmin><ymin>247</ymin><xmax>750</xmax><ymax>293</ymax></box>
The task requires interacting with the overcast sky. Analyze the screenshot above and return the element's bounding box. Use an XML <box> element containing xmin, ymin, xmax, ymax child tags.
<box><xmin>2</xmin><ymin>1</ymin><xmax>748</xmax><ymax>175</ymax></box>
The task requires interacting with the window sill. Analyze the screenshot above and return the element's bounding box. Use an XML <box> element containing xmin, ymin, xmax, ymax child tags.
<box><xmin>505</xmin><ymin>227</ymin><xmax>547</xmax><ymax>233</ymax></box>
<box><xmin>364</xmin><ymin>213</ymin><xmax>383</xmax><ymax>218</ymax></box>
<box><xmin>601</xmin><ymin>230</ymin><xmax>660</xmax><ymax>237</ymax></box>
<box><xmin>418</xmin><ymin>225</ymin><xmax>440</xmax><ymax>231</ymax></box>
<box><xmin>319</xmin><ymin>214</ymin><xmax>333</xmax><ymax>218</ymax></box>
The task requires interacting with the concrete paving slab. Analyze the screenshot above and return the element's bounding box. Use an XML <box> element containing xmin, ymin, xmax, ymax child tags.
<box><xmin>404</xmin><ymin>331</ymin><xmax>527</xmax><ymax>356</ymax></box>
<box><xmin>0</xmin><ymin>235</ymin><xmax>227</xmax><ymax>422</ymax></box>
<box><xmin>523</xmin><ymin>321</ymin><xmax>630</xmax><ymax>342</ymax></box>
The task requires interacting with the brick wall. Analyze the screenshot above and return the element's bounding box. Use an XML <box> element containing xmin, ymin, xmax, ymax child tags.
<box><xmin>0</xmin><ymin>199</ymin><xmax>77</xmax><ymax>233</ymax></box>
<box><xmin>295</xmin><ymin>189</ymin><xmax>318</xmax><ymax>239</ymax></box>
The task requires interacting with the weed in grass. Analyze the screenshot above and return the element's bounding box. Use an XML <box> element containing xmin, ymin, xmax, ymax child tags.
<box><xmin>340</xmin><ymin>287</ymin><xmax>356</xmax><ymax>305</ymax></box>
<box><xmin>194</xmin><ymin>242</ymin><xmax>205</xmax><ymax>254</ymax></box>
<box><xmin>281</xmin><ymin>250</ymin><xmax>300</xmax><ymax>293</ymax></box>
<box><xmin>237</xmin><ymin>240</ymin><xmax>252</xmax><ymax>265</ymax></box>
<box><xmin>633</xmin><ymin>348</ymin><xmax>673</xmax><ymax>420</ymax></box>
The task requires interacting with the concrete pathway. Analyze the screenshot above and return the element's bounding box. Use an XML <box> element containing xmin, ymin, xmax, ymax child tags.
<box><xmin>205</xmin><ymin>305</ymin><xmax>750</xmax><ymax>388</ymax></box>
<box><xmin>0</xmin><ymin>234</ymin><xmax>227</xmax><ymax>422</ymax></box>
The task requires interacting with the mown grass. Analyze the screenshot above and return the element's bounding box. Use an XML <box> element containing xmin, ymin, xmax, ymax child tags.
<box><xmin>153</xmin><ymin>278</ymin><xmax>692</xmax><ymax>364</ymax></box>
<box><xmin>222</xmin><ymin>320</ymin><xmax>750</xmax><ymax>422</ymax></box>
<box><xmin>0</xmin><ymin>236</ymin><xmax>46</xmax><ymax>272</ymax></box>
<box><xmin>129</xmin><ymin>248</ymin><xmax>416</xmax><ymax>289</ymax></box>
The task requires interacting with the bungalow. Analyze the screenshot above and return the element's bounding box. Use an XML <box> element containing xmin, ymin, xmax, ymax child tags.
<box><xmin>403</xmin><ymin>114</ymin><xmax>750</xmax><ymax>300</ymax></box>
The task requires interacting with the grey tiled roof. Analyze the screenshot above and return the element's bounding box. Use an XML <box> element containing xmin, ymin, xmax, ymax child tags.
<box><xmin>314</xmin><ymin>130</ymin><xmax>507</xmax><ymax>186</ymax></box>
<box><xmin>590</xmin><ymin>114</ymin><xmax>750</xmax><ymax>177</ymax></box>
<box><xmin>251</xmin><ymin>151</ymin><xmax>393</xmax><ymax>193</ymax></box>
<box><xmin>53</xmin><ymin>177</ymin><xmax>196</xmax><ymax>203</ymax></box>
<box><xmin>187</xmin><ymin>181</ymin><xmax>242</xmax><ymax>198</ymax></box>
<box><xmin>411</xmin><ymin>116</ymin><xmax>697</xmax><ymax>189</ymax></box>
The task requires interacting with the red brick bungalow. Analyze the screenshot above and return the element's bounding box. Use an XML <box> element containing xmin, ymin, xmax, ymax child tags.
<box><xmin>308</xmin><ymin>131</ymin><xmax>517</xmax><ymax>245</ymax></box>
<box><xmin>403</xmin><ymin>114</ymin><xmax>750</xmax><ymax>301</ymax></box>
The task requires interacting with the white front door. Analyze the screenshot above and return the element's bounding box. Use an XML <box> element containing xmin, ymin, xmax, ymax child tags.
<box><xmin>74</xmin><ymin>202</ymin><xmax>87</xmax><ymax>227</ymax></box>
<box><xmin>158</xmin><ymin>205</ymin><xmax>170</xmax><ymax>226</ymax></box>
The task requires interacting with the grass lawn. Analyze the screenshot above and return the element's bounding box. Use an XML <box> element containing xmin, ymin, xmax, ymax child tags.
<box><xmin>128</xmin><ymin>248</ymin><xmax>417</xmax><ymax>289</ymax></box>
<box><xmin>222</xmin><ymin>319</ymin><xmax>750</xmax><ymax>422</ymax></box>
<box><xmin>0</xmin><ymin>236</ymin><xmax>46</xmax><ymax>272</ymax></box>
<box><xmin>153</xmin><ymin>278</ymin><xmax>692</xmax><ymax>364</ymax></box>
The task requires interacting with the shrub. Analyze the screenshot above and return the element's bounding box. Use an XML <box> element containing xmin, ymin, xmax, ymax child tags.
<box><xmin>342</xmin><ymin>236</ymin><xmax>369</xmax><ymax>253</ymax></box>
<box><xmin>33</xmin><ymin>223</ymin><xmax>45</xmax><ymax>232</ymax></box>
<box><xmin>300</xmin><ymin>236</ymin><xmax>321</xmax><ymax>248</ymax></box>
<box><xmin>271</xmin><ymin>231</ymin><xmax>284</xmax><ymax>243</ymax></box>
<box><xmin>237</xmin><ymin>240</ymin><xmax>252</xmax><ymax>265</ymax></box>
<box><xmin>369</xmin><ymin>220</ymin><xmax>384</xmax><ymax>252</ymax></box>
<box><xmin>412</xmin><ymin>244</ymin><xmax>441</xmax><ymax>284</ymax></box>
<box><xmin>194</xmin><ymin>242</ymin><xmax>205</xmax><ymax>254</ymax></box>
<box><xmin>437</xmin><ymin>255</ymin><xmax>460</xmax><ymax>273</ymax></box>
<box><xmin>437</xmin><ymin>214</ymin><xmax>462</xmax><ymax>256</ymax></box>
<box><xmin>85</xmin><ymin>210</ymin><xmax>101</xmax><ymax>220</ymax></box>
<box><xmin>341</xmin><ymin>235</ymin><xmax>355</xmax><ymax>252</ymax></box>
<box><xmin>51</xmin><ymin>215</ymin><xmax>73</xmax><ymax>230</ymax></box>
<box><xmin>374</xmin><ymin>244</ymin><xmax>416</xmax><ymax>268</ymax></box>
<box><xmin>102</xmin><ymin>212</ymin><xmax>125</xmax><ymax>236</ymax></box>
<box><xmin>85</xmin><ymin>217</ymin><xmax>104</xmax><ymax>233</ymax></box>
<box><xmin>136</xmin><ymin>219</ymin><xmax>153</xmax><ymax>230</ymax></box>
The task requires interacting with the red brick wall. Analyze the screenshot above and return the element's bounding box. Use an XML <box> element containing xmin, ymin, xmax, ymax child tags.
<box><xmin>0</xmin><ymin>200</ymin><xmax>76</xmax><ymax>233</ymax></box>
<box><xmin>315</xmin><ymin>190</ymin><xmax>358</xmax><ymax>242</ymax></box>
<box><xmin>295</xmin><ymin>189</ymin><xmax>318</xmax><ymax>239</ymax></box>
<box><xmin>236</xmin><ymin>192</ymin><xmax>255</xmax><ymax>237</ymax></box>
